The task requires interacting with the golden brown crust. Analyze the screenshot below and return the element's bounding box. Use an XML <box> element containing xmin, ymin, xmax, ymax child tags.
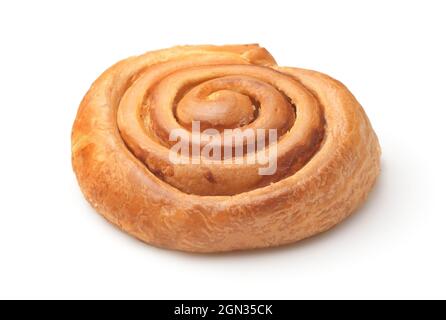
<box><xmin>72</xmin><ymin>44</ymin><xmax>381</xmax><ymax>252</ymax></box>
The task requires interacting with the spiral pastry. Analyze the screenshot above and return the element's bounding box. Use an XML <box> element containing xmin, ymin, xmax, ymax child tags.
<box><xmin>72</xmin><ymin>44</ymin><xmax>381</xmax><ymax>252</ymax></box>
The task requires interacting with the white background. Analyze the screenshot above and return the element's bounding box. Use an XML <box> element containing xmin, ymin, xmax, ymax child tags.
<box><xmin>0</xmin><ymin>0</ymin><xmax>445</xmax><ymax>300</ymax></box>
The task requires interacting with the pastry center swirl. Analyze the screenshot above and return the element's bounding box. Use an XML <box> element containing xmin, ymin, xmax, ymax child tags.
<box><xmin>117</xmin><ymin>62</ymin><xmax>325</xmax><ymax>196</ymax></box>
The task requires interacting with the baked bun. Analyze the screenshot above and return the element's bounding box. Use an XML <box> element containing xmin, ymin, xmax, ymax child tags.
<box><xmin>72</xmin><ymin>44</ymin><xmax>380</xmax><ymax>252</ymax></box>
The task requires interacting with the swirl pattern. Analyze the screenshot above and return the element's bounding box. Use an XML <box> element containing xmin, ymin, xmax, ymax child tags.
<box><xmin>72</xmin><ymin>44</ymin><xmax>381</xmax><ymax>252</ymax></box>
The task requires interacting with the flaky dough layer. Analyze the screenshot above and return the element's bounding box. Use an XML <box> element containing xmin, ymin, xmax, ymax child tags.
<box><xmin>72</xmin><ymin>45</ymin><xmax>380</xmax><ymax>252</ymax></box>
